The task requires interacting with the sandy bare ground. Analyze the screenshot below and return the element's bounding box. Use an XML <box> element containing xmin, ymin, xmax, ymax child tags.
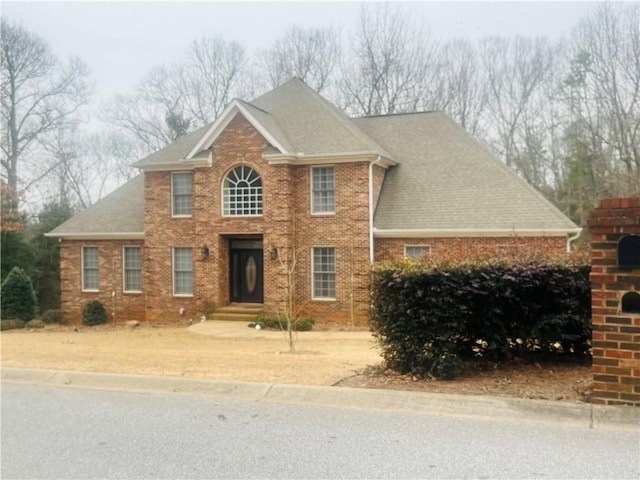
<box><xmin>1</xmin><ymin>323</ymin><xmax>381</xmax><ymax>386</ymax></box>
<box><xmin>1</xmin><ymin>322</ymin><xmax>592</xmax><ymax>402</ymax></box>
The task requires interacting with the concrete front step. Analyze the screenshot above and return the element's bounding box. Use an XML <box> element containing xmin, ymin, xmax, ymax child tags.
<box><xmin>209</xmin><ymin>313</ymin><xmax>261</xmax><ymax>322</ymax></box>
<box><xmin>210</xmin><ymin>304</ymin><xmax>263</xmax><ymax>322</ymax></box>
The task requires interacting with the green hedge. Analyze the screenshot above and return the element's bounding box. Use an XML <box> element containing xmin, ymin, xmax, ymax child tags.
<box><xmin>251</xmin><ymin>315</ymin><xmax>315</xmax><ymax>332</ymax></box>
<box><xmin>370</xmin><ymin>259</ymin><xmax>591</xmax><ymax>378</ymax></box>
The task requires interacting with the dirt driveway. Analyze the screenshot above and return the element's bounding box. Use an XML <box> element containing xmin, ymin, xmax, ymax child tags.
<box><xmin>1</xmin><ymin>322</ymin><xmax>381</xmax><ymax>386</ymax></box>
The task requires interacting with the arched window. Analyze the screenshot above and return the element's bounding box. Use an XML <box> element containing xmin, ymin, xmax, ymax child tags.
<box><xmin>222</xmin><ymin>166</ymin><xmax>262</xmax><ymax>216</ymax></box>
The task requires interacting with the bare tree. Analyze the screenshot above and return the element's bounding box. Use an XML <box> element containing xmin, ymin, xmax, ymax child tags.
<box><xmin>102</xmin><ymin>36</ymin><xmax>246</xmax><ymax>152</ymax></box>
<box><xmin>478</xmin><ymin>35</ymin><xmax>559</xmax><ymax>193</ymax></box>
<box><xmin>340</xmin><ymin>3</ymin><xmax>439</xmax><ymax>116</ymax></box>
<box><xmin>0</xmin><ymin>18</ymin><xmax>91</xmax><ymax>195</ymax></box>
<box><xmin>567</xmin><ymin>2</ymin><xmax>640</xmax><ymax>176</ymax></box>
<box><xmin>258</xmin><ymin>26</ymin><xmax>341</xmax><ymax>93</ymax></box>
<box><xmin>436</xmin><ymin>38</ymin><xmax>488</xmax><ymax>137</ymax></box>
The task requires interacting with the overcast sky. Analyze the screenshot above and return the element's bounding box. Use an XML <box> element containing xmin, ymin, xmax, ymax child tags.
<box><xmin>4</xmin><ymin>1</ymin><xmax>597</xmax><ymax>101</ymax></box>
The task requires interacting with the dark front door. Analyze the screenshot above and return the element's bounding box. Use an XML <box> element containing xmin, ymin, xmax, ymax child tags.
<box><xmin>230</xmin><ymin>240</ymin><xmax>263</xmax><ymax>303</ymax></box>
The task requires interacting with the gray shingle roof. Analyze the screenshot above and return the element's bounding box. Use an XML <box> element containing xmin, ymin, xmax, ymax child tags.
<box><xmin>47</xmin><ymin>175</ymin><xmax>144</xmax><ymax>237</ymax></box>
<box><xmin>49</xmin><ymin>79</ymin><xmax>578</xmax><ymax>238</ymax></box>
<box><xmin>354</xmin><ymin>112</ymin><xmax>577</xmax><ymax>231</ymax></box>
<box><xmin>133</xmin><ymin>124</ymin><xmax>210</xmax><ymax>168</ymax></box>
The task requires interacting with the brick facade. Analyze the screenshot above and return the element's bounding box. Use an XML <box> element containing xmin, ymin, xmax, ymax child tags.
<box><xmin>588</xmin><ymin>197</ymin><xmax>640</xmax><ymax>406</ymax></box>
<box><xmin>59</xmin><ymin>240</ymin><xmax>145</xmax><ymax>324</ymax></box>
<box><xmin>58</xmin><ymin>113</ymin><xmax>574</xmax><ymax>327</ymax></box>
<box><xmin>141</xmin><ymin>114</ymin><xmax>376</xmax><ymax>324</ymax></box>
<box><xmin>375</xmin><ymin>236</ymin><xmax>567</xmax><ymax>262</ymax></box>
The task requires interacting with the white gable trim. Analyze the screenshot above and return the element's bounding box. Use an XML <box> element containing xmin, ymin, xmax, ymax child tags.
<box><xmin>185</xmin><ymin>100</ymin><xmax>289</xmax><ymax>160</ymax></box>
<box><xmin>265</xmin><ymin>151</ymin><xmax>396</xmax><ymax>168</ymax></box>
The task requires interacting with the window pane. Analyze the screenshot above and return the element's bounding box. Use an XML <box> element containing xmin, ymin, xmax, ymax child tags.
<box><xmin>124</xmin><ymin>247</ymin><xmax>141</xmax><ymax>292</ymax></box>
<box><xmin>173</xmin><ymin>247</ymin><xmax>193</xmax><ymax>295</ymax></box>
<box><xmin>172</xmin><ymin>172</ymin><xmax>192</xmax><ymax>216</ymax></box>
<box><xmin>313</xmin><ymin>247</ymin><xmax>336</xmax><ymax>298</ymax></box>
<box><xmin>405</xmin><ymin>245</ymin><xmax>431</xmax><ymax>259</ymax></box>
<box><xmin>222</xmin><ymin>166</ymin><xmax>262</xmax><ymax>216</ymax></box>
<box><xmin>312</xmin><ymin>167</ymin><xmax>335</xmax><ymax>213</ymax></box>
<box><xmin>83</xmin><ymin>247</ymin><xmax>99</xmax><ymax>290</ymax></box>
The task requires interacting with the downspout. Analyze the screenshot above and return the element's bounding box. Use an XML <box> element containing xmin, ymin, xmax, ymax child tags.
<box><xmin>566</xmin><ymin>230</ymin><xmax>582</xmax><ymax>253</ymax></box>
<box><xmin>369</xmin><ymin>156</ymin><xmax>383</xmax><ymax>263</ymax></box>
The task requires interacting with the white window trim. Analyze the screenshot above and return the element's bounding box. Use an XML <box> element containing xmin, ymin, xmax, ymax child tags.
<box><xmin>311</xmin><ymin>246</ymin><xmax>337</xmax><ymax>301</ymax></box>
<box><xmin>220</xmin><ymin>165</ymin><xmax>263</xmax><ymax>218</ymax></box>
<box><xmin>171</xmin><ymin>172</ymin><xmax>192</xmax><ymax>218</ymax></box>
<box><xmin>404</xmin><ymin>244</ymin><xmax>432</xmax><ymax>259</ymax></box>
<box><xmin>122</xmin><ymin>246</ymin><xmax>142</xmax><ymax>294</ymax></box>
<box><xmin>172</xmin><ymin>247</ymin><xmax>194</xmax><ymax>297</ymax></box>
<box><xmin>310</xmin><ymin>165</ymin><xmax>336</xmax><ymax>216</ymax></box>
<box><xmin>81</xmin><ymin>246</ymin><xmax>99</xmax><ymax>292</ymax></box>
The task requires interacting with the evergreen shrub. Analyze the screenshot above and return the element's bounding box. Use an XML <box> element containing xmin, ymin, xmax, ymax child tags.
<box><xmin>1</xmin><ymin>267</ymin><xmax>37</xmax><ymax>321</ymax></box>
<box><xmin>251</xmin><ymin>315</ymin><xmax>315</xmax><ymax>331</ymax></box>
<box><xmin>82</xmin><ymin>300</ymin><xmax>108</xmax><ymax>326</ymax></box>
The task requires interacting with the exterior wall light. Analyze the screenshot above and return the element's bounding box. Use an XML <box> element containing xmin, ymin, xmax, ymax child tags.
<box><xmin>200</xmin><ymin>245</ymin><xmax>210</xmax><ymax>261</ymax></box>
<box><xmin>270</xmin><ymin>246</ymin><xmax>278</xmax><ymax>260</ymax></box>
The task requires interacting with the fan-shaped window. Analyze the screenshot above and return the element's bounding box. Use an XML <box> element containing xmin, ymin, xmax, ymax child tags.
<box><xmin>222</xmin><ymin>166</ymin><xmax>262</xmax><ymax>216</ymax></box>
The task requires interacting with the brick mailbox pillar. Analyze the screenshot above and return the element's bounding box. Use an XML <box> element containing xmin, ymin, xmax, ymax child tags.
<box><xmin>588</xmin><ymin>197</ymin><xmax>640</xmax><ymax>406</ymax></box>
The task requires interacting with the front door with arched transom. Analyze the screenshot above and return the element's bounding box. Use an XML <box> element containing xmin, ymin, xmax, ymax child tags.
<box><xmin>229</xmin><ymin>240</ymin><xmax>263</xmax><ymax>303</ymax></box>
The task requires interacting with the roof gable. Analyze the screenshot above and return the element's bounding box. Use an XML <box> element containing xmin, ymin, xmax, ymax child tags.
<box><xmin>185</xmin><ymin>99</ymin><xmax>293</xmax><ymax>159</ymax></box>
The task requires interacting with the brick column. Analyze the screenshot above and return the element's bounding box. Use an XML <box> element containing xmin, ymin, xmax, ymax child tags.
<box><xmin>588</xmin><ymin>197</ymin><xmax>640</xmax><ymax>406</ymax></box>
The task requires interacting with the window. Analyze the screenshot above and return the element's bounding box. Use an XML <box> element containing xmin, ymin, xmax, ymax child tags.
<box><xmin>82</xmin><ymin>246</ymin><xmax>99</xmax><ymax>291</ymax></box>
<box><xmin>172</xmin><ymin>172</ymin><xmax>192</xmax><ymax>216</ymax></box>
<box><xmin>173</xmin><ymin>247</ymin><xmax>193</xmax><ymax>295</ymax></box>
<box><xmin>123</xmin><ymin>247</ymin><xmax>142</xmax><ymax>292</ymax></box>
<box><xmin>404</xmin><ymin>245</ymin><xmax>431</xmax><ymax>259</ymax></box>
<box><xmin>311</xmin><ymin>166</ymin><xmax>335</xmax><ymax>214</ymax></box>
<box><xmin>222</xmin><ymin>166</ymin><xmax>262</xmax><ymax>216</ymax></box>
<box><xmin>312</xmin><ymin>247</ymin><xmax>336</xmax><ymax>299</ymax></box>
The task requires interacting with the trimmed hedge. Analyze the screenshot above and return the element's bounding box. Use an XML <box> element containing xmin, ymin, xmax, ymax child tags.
<box><xmin>370</xmin><ymin>258</ymin><xmax>591</xmax><ymax>378</ymax></box>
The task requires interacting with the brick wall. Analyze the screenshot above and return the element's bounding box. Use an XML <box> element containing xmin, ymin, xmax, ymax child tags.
<box><xmin>375</xmin><ymin>235</ymin><xmax>567</xmax><ymax>262</ymax></box>
<box><xmin>59</xmin><ymin>240</ymin><xmax>145</xmax><ymax>324</ymax></box>
<box><xmin>588</xmin><ymin>197</ymin><xmax>640</xmax><ymax>406</ymax></box>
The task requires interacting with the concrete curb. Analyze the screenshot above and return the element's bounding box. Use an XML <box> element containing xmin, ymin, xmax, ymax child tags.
<box><xmin>2</xmin><ymin>367</ymin><xmax>638</xmax><ymax>431</ymax></box>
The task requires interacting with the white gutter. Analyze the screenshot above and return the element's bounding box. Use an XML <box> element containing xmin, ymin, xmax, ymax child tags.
<box><xmin>369</xmin><ymin>156</ymin><xmax>384</xmax><ymax>262</ymax></box>
<box><xmin>373</xmin><ymin>228</ymin><xmax>583</xmax><ymax>238</ymax></box>
<box><xmin>566</xmin><ymin>229</ymin><xmax>582</xmax><ymax>252</ymax></box>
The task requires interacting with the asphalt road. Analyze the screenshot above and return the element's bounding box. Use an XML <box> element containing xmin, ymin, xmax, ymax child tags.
<box><xmin>2</xmin><ymin>383</ymin><xmax>638</xmax><ymax>480</ymax></box>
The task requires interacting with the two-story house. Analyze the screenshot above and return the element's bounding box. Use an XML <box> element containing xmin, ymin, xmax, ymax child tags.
<box><xmin>48</xmin><ymin>78</ymin><xmax>580</xmax><ymax>324</ymax></box>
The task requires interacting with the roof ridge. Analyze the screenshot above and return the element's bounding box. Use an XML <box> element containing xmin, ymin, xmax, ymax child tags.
<box><xmin>237</xmin><ymin>98</ymin><xmax>273</xmax><ymax>117</ymax></box>
<box><xmin>355</xmin><ymin>110</ymin><xmax>442</xmax><ymax>119</ymax></box>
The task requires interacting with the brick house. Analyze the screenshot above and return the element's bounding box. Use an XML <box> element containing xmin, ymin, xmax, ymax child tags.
<box><xmin>48</xmin><ymin>78</ymin><xmax>580</xmax><ymax>324</ymax></box>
